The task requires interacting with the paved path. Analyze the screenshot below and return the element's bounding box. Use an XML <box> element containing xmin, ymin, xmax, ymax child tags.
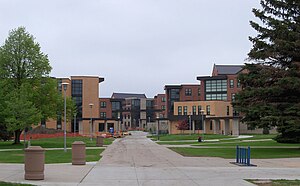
<box><xmin>0</xmin><ymin>131</ymin><xmax>299</xmax><ymax>186</ymax></box>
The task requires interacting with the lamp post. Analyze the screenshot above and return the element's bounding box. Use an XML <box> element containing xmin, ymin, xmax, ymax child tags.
<box><xmin>73</xmin><ymin>113</ymin><xmax>77</xmax><ymax>136</ymax></box>
<box><xmin>201</xmin><ymin>109</ymin><xmax>205</xmax><ymax>142</ymax></box>
<box><xmin>189</xmin><ymin>112</ymin><xmax>192</xmax><ymax>135</ymax></box>
<box><xmin>89</xmin><ymin>103</ymin><xmax>94</xmax><ymax>141</ymax></box>
<box><xmin>156</xmin><ymin>116</ymin><xmax>160</xmax><ymax>141</ymax></box>
<box><xmin>62</xmin><ymin>82</ymin><xmax>69</xmax><ymax>152</ymax></box>
<box><xmin>118</xmin><ymin>115</ymin><xmax>120</xmax><ymax>135</ymax></box>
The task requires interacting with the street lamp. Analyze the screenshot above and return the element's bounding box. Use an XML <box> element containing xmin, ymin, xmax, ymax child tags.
<box><xmin>73</xmin><ymin>112</ymin><xmax>77</xmax><ymax>136</ymax></box>
<box><xmin>62</xmin><ymin>82</ymin><xmax>69</xmax><ymax>152</ymax></box>
<box><xmin>189</xmin><ymin>112</ymin><xmax>192</xmax><ymax>135</ymax></box>
<box><xmin>118</xmin><ymin>115</ymin><xmax>121</xmax><ymax>136</ymax></box>
<box><xmin>200</xmin><ymin>109</ymin><xmax>205</xmax><ymax>142</ymax></box>
<box><xmin>156</xmin><ymin>116</ymin><xmax>160</xmax><ymax>141</ymax></box>
<box><xmin>89</xmin><ymin>103</ymin><xmax>94</xmax><ymax>141</ymax></box>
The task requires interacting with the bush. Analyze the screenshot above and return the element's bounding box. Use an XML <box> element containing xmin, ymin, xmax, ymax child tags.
<box><xmin>0</xmin><ymin>124</ymin><xmax>13</xmax><ymax>141</ymax></box>
<box><xmin>274</xmin><ymin>134</ymin><xmax>300</xmax><ymax>143</ymax></box>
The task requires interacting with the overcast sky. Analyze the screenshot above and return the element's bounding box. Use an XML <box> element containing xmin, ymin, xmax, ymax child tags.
<box><xmin>0</xmin><ymin>0</ymin><xmax>260</xmax><ymax>98</ymax></box>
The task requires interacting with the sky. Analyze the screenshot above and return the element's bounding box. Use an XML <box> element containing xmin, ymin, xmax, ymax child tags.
<box><xmin>0</xmin><ymin>0</ymin><xmax>261</xmax><ymax>98</ymax></box>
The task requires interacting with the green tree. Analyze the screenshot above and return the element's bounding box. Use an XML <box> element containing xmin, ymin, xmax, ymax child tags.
<box><xmin>0</xmin><ymin>27</ymin><xmax>60</xmax><ymax>144</ymax></box>
<box><xmin>235</xmin><ymin>0</ymin><xmax>300</xmax><ymax>142</ymax></box>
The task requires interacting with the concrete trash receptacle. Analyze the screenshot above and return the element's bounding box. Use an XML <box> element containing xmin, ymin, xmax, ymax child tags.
<box><xmin>72</xmin><ymin>141</ymin><xmax>86</xmax><ymax>165</ymax></box>
<box><xmin>24</xmin><ymin>146</ymin><xmax>45</xmax><ymax>180</ymax></box>
<box><xmin>96</xmin><ymin>136</ymin><xmax>104</xmax><ymax>147</ymax></box>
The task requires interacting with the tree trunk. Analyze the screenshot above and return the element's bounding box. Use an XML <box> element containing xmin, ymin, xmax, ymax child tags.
<box><xmin>13</xmin><ymin>129</ymin><xmax>22</xmax><ymax>144</ymax></box>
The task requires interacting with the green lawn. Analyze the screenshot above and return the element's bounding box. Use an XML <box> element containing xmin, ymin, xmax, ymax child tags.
<box><xmin>248</xmin><ymin>179</ymin><xmax>300</xmax><ymax>186</ymax></box>
<box><xmin>152</xmin><ymin>134</ymin><xmax>232</xmax><ymax>141</ymax></box>
<box><xmin>0</xmin><ymin>136</ymin><xmax>114</xmax><ymax>149</ymax></box>
<box><xmin>0</xmin><ymin>182</ymin><xmax>34</xmax><ymax>186</ymax></box>
<box><xmin>169</xmin><ymin>147</ymin><xmax>300</xmax><ymax>159</ymax></box>
<box><xmin>193</xmin><ymin>140</ymin><xmax>300</xmax><ymax>147</ymax></box>
<box><xmin>0</xmin><ymin>149</ymin><xmax>104</xmax><ymax>164</ymax></box>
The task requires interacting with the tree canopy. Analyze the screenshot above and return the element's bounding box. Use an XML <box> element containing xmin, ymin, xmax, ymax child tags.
<box><xmin>0</xmin><ymin>27</ymin><xmax>68</xmax><ymax>144</ymax></box>
<box><xmin>234</xmin><ymin>0</ymin><xmax>300</xmax><ymax>142</ymax></box>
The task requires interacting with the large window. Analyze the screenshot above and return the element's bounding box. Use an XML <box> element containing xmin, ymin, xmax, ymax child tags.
<box><xmin>161</xmin><ymin>97</ymin><xmax>166</xmax><ymax>102</ymax></box>
<box><xmin>111</xmin><ymin>101</ymin><xmax>121</xmax><ymax>111</ymax></box>
<box><xmin>205</xmin><ymin>80</ymin><xmax>227</xmax><ymax>92</ymax></box>
<box><xmin>206</xmin><ymin>94</ymin><xmax>227</xmax><ymax>101</ymax></box>
<box><xmin>162</xmin><ymin>105</ymin><xmax>166</xmax><ymax>110</ymax></box>
<box><xmin>170</xmin><ymin>89</ymin><xmax>180</xmax><ymax>99</ymax></box>
<box><xmin>205</xmin><ymin>79</ymin><xmax>227</xmax><ymax>101</ymax></box>
<box><xmin>198</xmin><ymin>88</ymin><xmax>201</xmax><ymax>96</ymax></box>
<box><xmin>237</xmin><ymin>80</ymin><xmax>241</xmax><ymax>88</ymax></box>
<box><xmin>185</xmin><ymin>88</ymin><xmax>192</xmax><ymax>96</ymax></box>
<box><xmin>183</xmin><ymin>106</ymin><xmax>188</xmax><ymax>115</ymax></box>
<box><xmin>178</xmin><ymin>106</ymin><xmax>182</xmax><ymax>115</ymax></box>
<box><xmin>71</xmin><ymin>80</ymin><xmax>82</xmax><ymax>95</ymax></box>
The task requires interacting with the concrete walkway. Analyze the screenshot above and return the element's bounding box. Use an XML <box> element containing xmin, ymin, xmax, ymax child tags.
<box><xmin>0</xmin><ymin>131</ymin><xmax>300</xmax><ymax>186</ymax></box>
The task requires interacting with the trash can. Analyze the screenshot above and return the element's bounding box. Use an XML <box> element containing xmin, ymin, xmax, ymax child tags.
<box><xmin>24</xmin><ymin>146</ymin><xmax>45</xmax><ymax>180</ymax></box>
<box><xmin>96</xmin><ymin>136</ymin><xmax>104</xmax><ymax>147</ymax></box>
<box><xmin>198</xmin><ymin>136</ymin><xmax>202</xmax><ymax>142</ymax></box>
<box><xmin>72</xmin><ymin>141</ymin><xmax>86</xmax><ymax>165</ymax></box>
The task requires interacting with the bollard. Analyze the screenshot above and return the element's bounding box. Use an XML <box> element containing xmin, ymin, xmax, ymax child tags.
<box><xmin>72</xmin><ymin>141</ymin><xmax>86</xmax><ymax>165</ymax></box>
<box><xmin>24</xmin><ymin>146</ymin><xmax>45</xmax><ymax>180</ymax></box>
<box><xmin>96</xmin><ymin>136</ymin><xmax>104</xmax><ymax>147</ymax></box>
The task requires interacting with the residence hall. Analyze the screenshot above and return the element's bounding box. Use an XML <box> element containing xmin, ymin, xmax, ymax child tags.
<box><xmin>167</xmin><ymin>64</ymin><xmax>276</xmax><ymax>135</ymax></box>
<box><xmin>44</xmin><ymin>76</ymin><xmax>105</xmax><ymax>136</ymax></box>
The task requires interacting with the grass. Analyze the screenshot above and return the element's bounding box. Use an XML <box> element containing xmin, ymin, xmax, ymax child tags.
<box><xmin>0</xmin><ymin>149</ymin><xmax>104</xmax><ymax>164</ymax></box>
<box><xmin>151</xmin><ymin>134</ymin><xmax>232</xmax><ymax>141</ymax></box>
<box><xmin>169</xmin><ymin>147</ymin><xmax>300</xmax><ymax>159</ymax></box>
<box><xmin>192</xmin><ymin>140</ymin><xmax>300</xmax><ymax>147</ymax></box>
<box><xmin>247</xmin><ymin>179</ymin><xmax>300</xmax><ymax>186</ymax></box>
<box><xmin>0</xmin><ymin>136</ymin><xmax>114</xmax><ymax>149</ymax></box>
<box><xmin>0</xmin><ymin>182</ymin><xmax>34</xmax><ymax>186</ymax></box>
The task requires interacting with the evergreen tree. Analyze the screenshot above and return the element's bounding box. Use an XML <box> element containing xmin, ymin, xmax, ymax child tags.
<box><xmin>235</xmin><ymin>0</ymin><xmax>300</xmax><ymax>142</ymax></box>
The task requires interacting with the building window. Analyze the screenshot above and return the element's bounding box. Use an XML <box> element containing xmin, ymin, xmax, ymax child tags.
<box><xmin>206</xmin><ymin>93</ymin><xmax>227</xmax><ymax>101</ymax></box>
<box><xmin>98</xmin><ymin>123</ymin><xmax>105</xmax><ymax>132</ymax></box>
<box><xmin>198</xmin><ymin>88</ymin><xmax>201</xmax><ymax>96</ymax></box>
<box><xmin>185</xmin><ymin>88</ymin><xmax>192</xmax><ymax>96</ymax></box>
<box><xmin>100</xmin><ymin>112</ymin><xmax>106</xmax><ymax>119</ymax></box>
<box><xmin>192</xmin><ymin>106</ymin><xmax>196</xmax><ymax>115</ymax></box>
<box><xmin>198</xmin><ymin>105</ymin><xmax>202</xmax><ymax>115</ymax></box>
<box><xmin>205</xmin><ymin>79</ymin><xmax>227</xmax><ymax>92</ymax></box>
<box><xmin>162</xmin><ymin>97</ymin><xmax>166</xmax><ymax>102</ymax></box>
<box><xmin>233</xmin><ymin>109</ymin><xmax>239</xmax><ymax>116</ymax></box>
<box><xmin>178</xmin><ymin>106</ymin><xmax>182</xmax><ymax>115</ymax></box>
<box><xmin>161</xmin><ymin>105</ymin><xmax>166</xmax><ymax>110</ymax></box>
<box><xmin>227</xmin><ymin>106</ymin><xmax>230</xmax><ymax>116</ymax></box>
<box><xmin>112</xmin><ymin>101</ymin><xmax>121</xmax><ymax>111</ymax></box>
<box><xmin>237</xmin><ymin>80</ymin><xmax>241</xmax><ymax>88</ymax></box>
<box><xmin>124</xmin><ymin>115</ymin><xmax>126</xmax><ymax>119</ymax></box>
<box><xmin>100</xmin><ymin>101</ymin><xmax>106</xmax><ymax>108</ymax></box>
<box><xmin>206</xmin><ymin>105</ymin><xmax>210</xmax><ymax>115</ymax></box>
<box><xmin>170</xmin><ymin>89</ymin><xmax>180</xmax><ymax>99</ymax></box>
<box><xmin>230</xmin><ymin>79</ymin><xmax>234</xmax><ymax>88</ymax></box>
<box><xmin>231</xmin><ymin>93</ymin><xmax>236</xmax><ymax>101</ymax></box>
<box><xmin>210</xmin><ymin>120</ymin><xmax>213</xmax><ymax>130</ymax></box>
<box><xmin>183</xmin><ymin>106</ymin><xmax>188</xmax><ymax>115</ymax></box>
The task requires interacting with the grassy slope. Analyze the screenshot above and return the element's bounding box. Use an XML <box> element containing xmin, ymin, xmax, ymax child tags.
<box><xmin>0</xmin><ymin>149</ymin><xmax>104</xmax><ymax>164</ymax></box>
<box><xmin>0</xmin><ymin>137</ymin><xmax>114</xmax><ymax>149</ymax></box>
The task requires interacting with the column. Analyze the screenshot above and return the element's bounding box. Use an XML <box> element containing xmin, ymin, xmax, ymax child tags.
<box><xmin>224</xmin><ymin>119</ymin><xmax>230</xmax><ymax>135</ymax></box>
<box><xmin>232</xmin><ymin>118</ymin><xmax>240</xmax><ymax>136</ymax></box>
<box><xmin>213</xmin><ymin>119</ymin><xmax>220</xmax><ymax>134</ymax></box>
